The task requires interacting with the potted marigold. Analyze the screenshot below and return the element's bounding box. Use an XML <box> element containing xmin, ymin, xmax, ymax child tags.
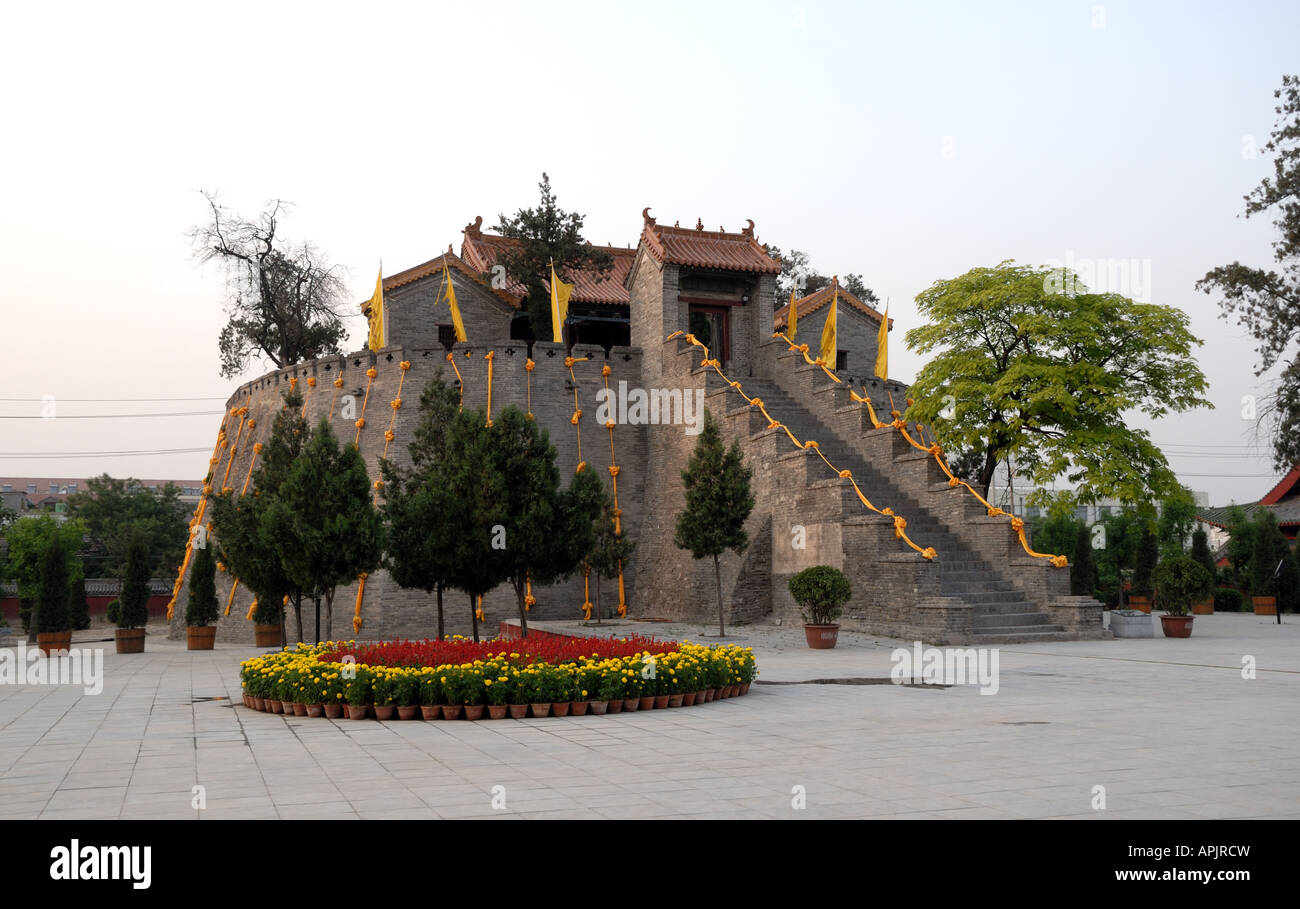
<box><xmin>320</xmin><ymin>669</ymin><xmax>345</xmax><ymax>719</ymax></box>
<box><xmin>1153</xmin><ymin>555</ymin><xmax>1213</xmax><ymax>638</ymax></box>
<box><xmin>344</xmin><ymin>668</ymin><xmax>371</xmax><ymax>720</ymax></box>
<box><xmin>463</xmin><ymin>670</ymin><xmax>486</xmax><ymax>721</ymax></box>
<box><xmin>418</xmin><ymin>670</ymin><xmax>442</xmax><ymax>720</ymax></box>
<box><xmin>394</xmin><ymin>672</ymin><xmax>419</xmax><ymax>720</ymax></box>
<box><xmin>372</xmin><ymin>671</ymin><xmax>397</xmax><ymax>720</ymax></box>
<box><xmin>485</xmin><ymin>670</ymin><xmax>512</xmax><ymax>719</ymax></box>
<box><xmin>598</xmin><ymin>667</ymin><xmax>623</xmax><ymax>713</ymax></box>
<box><xmin>439</xmin><ymin>668</ymin><xmax>463</xmax><ymax>720</ymax></box>
<box><xmin>790</xmin><ymin>565</ymin><xmax>851</xmax><ymax>649</ymax></box>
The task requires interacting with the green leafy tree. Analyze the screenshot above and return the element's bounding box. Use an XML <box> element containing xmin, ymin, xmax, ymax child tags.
<box><xmin>381</xmin><ymin>373</ymin><xmax>462</xmax><ymax>639</ymax></box>
<box><xmin>34</xmin><ymin>534</ymin><xmax>72</xmax><ymax>635</ymax></box>
<box><xmin>674</xmin><ymin>409</ymin><xmax>755</xmax><ymax>637</ymax></box>
<box><xmin>494</xmin><ymin>173</ymin><xmax>613</xmax><ymax>341</ymax></box>
<box><xmin>906</xmin><ymin>261</ymin><xmax>1212</xmax><ymax>501</ymax></box>
<box><xmin>67</xmin><ymin>475</ymin><xmax>188</xmax><ymax>578</ymax></box>
<box><xmin>1095</xmin><ymin>505</ymin><xmax>1150</xmax><ymax>607</ymax></box>
<box><xmin>189</xmin><ymin>192</ymin><xmax>348</xmax><ymax>379</ymax></box>
<box><xmin>117</xmin><ymin>533</ymin><xmax>152</xmax><ymax>629</ymax></box>
<box><xmin>268</xmin><ymin>417</ymin><xmax>384</xmax><ymax>643</ymax></box>
<box><xmin>3</xmin><ymin>516</ymin><xmax>85</xmax><ymax>640</ymax></box>
<box><xmin>769</xmin><ymin>246</ymin><xmax>879</xmax><ymax>306</ymax></box>
<box><xmin>185</xmin><ymin>543</ymin><xmax>220</xmax><ymax>627</ymax></box>
<box><xmin>1157</xmin><ymin>486</ymin><xmax>1198</xmax><ymax>557</ymax></box>
<box><xmin>587</xmin><ymin>486</ymin><xmax>635</xmax><ymax>624</ymax></box>
<box><xmin>1197</xmin><ymin>74</ymin><xmax>1300</xmax><ymax>471</ymax></box>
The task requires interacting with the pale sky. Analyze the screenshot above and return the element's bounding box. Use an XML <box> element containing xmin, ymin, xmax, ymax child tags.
<box><xmin>1</xmin><ymin>0</ymin><xmax>1296</xmax><ymax>506</ymax></box>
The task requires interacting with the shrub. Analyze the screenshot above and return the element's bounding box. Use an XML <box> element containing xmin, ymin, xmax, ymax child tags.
<box><xmin>35</xmin><ymin>536</ymin><xmax>72</xmax><ymax>634</ymax></box>
<box><xmin>117</xmin><ymin>534</ymin><xmax>152</xmax><ymax>629</ymax></box>
<box><xmin>1153</xmin><ymin>556</ymin><xmax>1214</xmax><ymax>617</ymax></box>
<box><xmin>789</xmin><ymin>565</ymin><xmax>852</xmax><ymax>625</ymax></box>
<box><xmin>185</xmin><ymin>544</ymin><xmax>220</xmax><ymax>627</ymax></box>
<box><xmin>1131</xmin><ymin>528</ymin><xmax>1159</xmax><ymax>598</ymax></box>
<box><xmin>1213</xmin><ymin>587</ymin><xmax>1243</xmax><ymax>612</ymax></box>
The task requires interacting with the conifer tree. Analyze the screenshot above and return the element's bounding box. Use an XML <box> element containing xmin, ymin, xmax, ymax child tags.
<box><xmin>68</xmin><ymin>574</ymin><xmax>90</xmax><ymax>631</ymax></box>
<box><xmin>674</xmin><ymin>409</ymin><xmax>754</xmax><ymax>636</ymax></box>
<box><xmin>35</xmin><ymin>535</ymin><xmax>71</xmax><ymax>635</ymax></box>
<box><xmin>1070</xmin><ymin>526</ymin><xmax>1098</xmax><ymax>597</ymax></box>
<box><xmin>118</xmin><ymin>533</ymin><xmax>152</xmax><ymax>629</ymax></box>
<box><xmin>185</xmin><ymin>541</ymin><xmax>220</xmax><ymax>627</ymax></box>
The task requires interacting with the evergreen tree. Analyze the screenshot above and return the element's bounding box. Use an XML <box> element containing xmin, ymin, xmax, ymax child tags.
<box><xmin>269</xmin><ymin>416</ymin><xmax>384</xmax><ymax>643</ymax></box>
<box><xmin>68</xmin><ymin>574</ymin><xmax>90</xmax><ymax>631</ymax></box>
<box><xmin>35</xmin><ymin>535</ymin><xmax>71</xmax><ymax>634</ymax></box>
<box><xmin>1070</xmin><ymin>527</ymin><xmax>1098</xmax><ymax>597</ymax></box>
<box><xmin>674</xmin><ymin>409</ymin><xmax>755</xmax><ymax>636</ymax></box>
<box><xmin>1131</xmin><ymin>526</ymin><xmax>1159</xmax><ymax>600</ymax></box>
<box><xmin>118</xmin><ymin>533</ymin><xmax>152</xmax><ymax>629</ymax></box>
<box><xmin>587</xmin><ymin>485</ymin><xmax>635</xmax><ymax>623</ymax></box>
<box><xmin>1250</xmin><ymin>508</ymin><xmax>1289</xmax><ymax>599</ymax></box>
<box><xmin>1223</xmin><ymin>504</ymin><xmax>1256</xmax><ymax>591</ymax></box>
<box><xmin>1190</xmin><ymin>525</ymin><xmax>1217</xmax><ymax>579</ymax></box>
<box><xmin>381</xmin><ymin>373</ymin><xmax>463</xmax><ymax>639</ymax></box>
<box><xmin>185</xmin><ymin>542</ymin><xmax>220</xmax><ymax>627</ymax></box>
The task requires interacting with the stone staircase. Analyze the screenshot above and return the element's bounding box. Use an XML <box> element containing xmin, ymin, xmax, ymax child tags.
<box><xmin>644</xmin><ymin>335</ymin><xmax>1107</xmax><ymax>645</ymax></box>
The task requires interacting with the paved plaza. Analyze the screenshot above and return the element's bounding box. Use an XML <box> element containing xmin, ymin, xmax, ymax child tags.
<box><xmin>1</xmin><ymin>613</ymin><xmax>1297</xmax><ymax>820</ymax></box>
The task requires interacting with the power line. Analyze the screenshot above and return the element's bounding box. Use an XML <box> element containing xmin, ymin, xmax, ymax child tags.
<box><xmin>0</xmin><ymin>411</ymin><xmax>224</xmax><ymax>420</ymax></box>
<box><xmin>0</xmin><ymin>396</ymin><xmax>228</xmax><ymax>403</ymax></box>
<box><xmin>0</xmin><ymin>447</ymin><xmax>211</xmax><ymax>459</ymax></box>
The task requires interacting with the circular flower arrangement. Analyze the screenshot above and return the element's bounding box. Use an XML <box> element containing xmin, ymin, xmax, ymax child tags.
<box><xmin>239</xmin><ymin>635</ymin><xmax>757</xmax><ymax>720</ymax></box>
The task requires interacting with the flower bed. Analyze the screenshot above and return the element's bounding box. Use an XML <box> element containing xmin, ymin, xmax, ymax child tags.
<box><xmin>239</xmin><ymin>635</ymin><xmax>758</xmax><ymax>720</ymax></box>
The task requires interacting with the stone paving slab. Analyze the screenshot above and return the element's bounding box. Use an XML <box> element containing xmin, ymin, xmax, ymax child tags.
<box><xmin>0</xmin><ymin>613</ymin><xmax>1297</xmax><ymax>819</ymax></box>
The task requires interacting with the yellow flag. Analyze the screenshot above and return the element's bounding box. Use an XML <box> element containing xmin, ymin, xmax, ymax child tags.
<box><xmin>874</xmin><ymin>303</ymin><xmax>889</xmax><ymax>381</ymax></box>
<box><xmin>366</xmin><ymin>270</ymin><xmax>385</xmax><ymax>351</ymax></box>
<box><xmin>819</xmin><ymin>282</ymin><xmax>838</xmax><ymax>366</ymax></box>
<box><xmin>442</xmin><ymin>263</ymin><xmax>467</xmax><ymax>342</ymax></box>
<box><xmin>786</xmin><ymin>287</ymin><xmax>798</xmax><ymax>340</ymax></box>
<box><xmin>550</xmin><ymin>263</ymin><xmax>574</xmax><ymax>344</ymax></box>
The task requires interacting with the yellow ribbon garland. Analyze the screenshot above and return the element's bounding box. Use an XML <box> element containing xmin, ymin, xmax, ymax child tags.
<box><xmin>770</xmin><ymin>332</ymin><xmax>1066</xmax><ymax>568</ymax></box>
<box><xmin>484</xmin><ymin>350</ymin><xmax>495</xmax><ymax>427</ymax></box>
<box><xmin>355</xmin><ymin>367</ymin><xmax>377</xmax><ymax>444</ymax></box>
<box><xmin>601</xmin><ymin>362</ymin><xmax>628</xmax><ymax>617</ymax></box>
<box><xmin>354</xmin><ymin>573</ymin><xmax>367</xmax><ymax>634</ymax></box>
<box><xmin>168</xmin><ymin>409</ymin><xmax>235</xmax><ymax>619</ymax></box>
<box><xmin>565</xmin><ymin>356</ymin><xmax>589</xmax><ymax>470</ymax></box>
<box><xmin>446</xmin><ymin>352</ymin><xmax>463</xmax><ymax>410</ymax></box>
<box><xmin>525</xmin><ymin>358</ymin><xmax>535</xmax><ymax>420</ymax></box>
<box><xmin>669</xmin><ymin>331</ymin><xmax>936</xmax><ymax>561</ymax></box>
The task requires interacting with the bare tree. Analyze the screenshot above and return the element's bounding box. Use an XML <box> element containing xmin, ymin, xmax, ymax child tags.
<box><xmin>190</xmin><ymin>191</ymin><xmax>349</xmax><ymax>378</ymax></box>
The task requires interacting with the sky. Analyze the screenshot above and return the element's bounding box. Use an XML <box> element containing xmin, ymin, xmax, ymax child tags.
<box><xmin>1</xmin><ymin>0</ymin><xmax>1296</xmax><ymax>506</ymax></box>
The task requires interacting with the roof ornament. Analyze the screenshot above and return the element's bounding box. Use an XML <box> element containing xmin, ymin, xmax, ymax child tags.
<box><xmin>448</xmin><ymin>244</ymin><xmax>454</xmax><ymax>254</ymax></box>
<box><xmin>742</xmin><ymin>219</ymin><xmax>755</xmax><ymax>237</ymax></box>
<box><xmin>719</xmin><ymin>226</ymin><xmax>725</xmax><ymax>233</ymax></box>
<box><xmin>464</xmin><ymin>215</ymin><xmax>483</xmax><ymax>235</ymax></box>
<box><xmin>642</xmin><ymin>207</ymin><xmax>656</xmax><ymax>227</ymax></box>
<box><xmin>674</xmin><ymin>220</ymin><xmax>680</xmax><ymax>227</ymax></box>
<box><xmin>695</xmin><ymin>218</ymin><xmax>704</xmax><ymax>230</ymax></box>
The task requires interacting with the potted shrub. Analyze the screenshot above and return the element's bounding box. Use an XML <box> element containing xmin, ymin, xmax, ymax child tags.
<box><xmin>1153</xmin><ymin>555</ymin><xmax>1213</xmax><ymax>638</ymax></box>
<box><xmin>114</xmin><ymin>535</ymin><xmax>152</xmax><ymax>654</ymax></box>
<box><xmin>34</xmin><ymin>537</ymin><xmax>73</xmax><ymax>657</ymax></box>
<box><xmin>1190</xmin><ymin>527</ymin><xmax>1217</xmax><ymax>614</ymax></box>
<box><xmin>1249</xmin><ymin>510</ymin><xmax>1288</xmax><ymax>615</ymax></box>
<box><xmin>1128</xmin><ymin>529</ymin><xmax>1158</xmax><ymax>613</ymax></box>
<box><xmin>253</xmin><ymin>598</ymin><xmax>283</xmax><ymax>648</ymax></box>
<box><xmin>790</xmin><ymin>565</ymin><xmax>852</xmax><ymax>649</ymax></box>
<box><xmin>185</xmin><ymin>545</ymin><xmax>220</xmax><ymax>650</ymax></box>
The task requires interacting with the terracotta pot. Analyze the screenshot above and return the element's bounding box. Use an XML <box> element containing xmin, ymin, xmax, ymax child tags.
<box><xmin>420</xmin><ymin>705</ymin><xmax>441</xmax><ymax>720</ymax></box>
<box><xmin>588</xmin><ymin>700</ymin><xmax>608</xmax><ymax>715</ymax></box>
<box><xmin>570</xmin><ymin>700</ymin><xmax>589</xmax><ymax>716</ymax></box>
<box><xmin>705</xmin><ymin>689</ymin><xmax>717</xmax><ymax>702</ymax></box>
<box><xmin>323</xmin><ymin>703</ymin><xmax>343</xmax><ymax>719</ymax></box>
<box><xmin>292</xmin><ymin>702</ymin><xmax>308</xmax><ymax>717</ymax></box>
<box><xmin>346</xmin><ymin>704</ymin><xmax>369</xmax><ymax>720</ymax></box>
<box><xmin>1160</xmin><ymin>615</ymin><xmax>1195</xmax><ymax>638</ymax></box>
<box><xmin>739</xmin><ymin>683</ymin><xmax>751</xmax><ymax>696</ymax></box>
<box><xmin>804</xmin><ymin>623</ymin><xmax>840</xmax><ymax>649</ymax></box>
<box><xmin>607</xmin><ymin>699</ymin><xmax>624</xmax><ymax>713</ymax></box>
<box><xmin>397</xmin><ymin>705</ymin><xmax>419</xmax><ymax>720</ymax></box>
<box><xmin>464</xmin><ymin>705</ymin><xmax>485</xmax><ymax>720</ymax></box>
<box><xmin>668</xmin><ymin>694</ymin><xmax>684</xmax><ymax>708</ymax></box>
<box><xmin>530</xmin><ymin>702</ymin><xmax>552</xmax><ymax>718</ymax></box>
<box><xmin>440</xmin><ymin>705</ymin><xmax>462</xmax><ymax>720</ymax></box>
<box><xmin>727</xmin><ymin>685</ymin><xmax>739</xmax><ymax>697</ymax></box>
<box><xmin>254</xmin><ymin>624</ymin><xmax>282</xmax><ymax>647</ymax></box>
<box><xmin>488</xmin><ymin>704</ymin><xmax>508</xmax><ymax>719</ymax></box>
<box><xmin>621</xmin><ymin>697</ymin><xmax>639</xmax><ymax>712</ymax></box>
<box><xmin>508</xmin><ymin>704</ymin><xmax>528</xmax><ymax>719</ymax></box>
<box><xmin>1128</xmin><ymin>595</ymin><xmax>1153</xmax><ymax>614</ymax></box>
<box><xmin>639</xmin><ymin>696</ymin><xmax>656</xmax><ymax>711</ymax></box>
<box><xmin>113</xmin><ymin>628</ymin><xmax>144</xmax><ymax>655</ymax></box>
<box><xmin>305</xmin><ymin>704</ymin><xmax>324</xmax><ymax>718</ymax></box>
<box><xmin>186</xmin><ymin>626</ymin><xmax>217</xmax><ymax>651</ymax></box>
<box><xmin>1192</xmin><ymin>599</ymin><xmax>1214</xmax><ymax>615</ymax></box>
<box><xmin>374</xmin><ymin>705</ymin><xmax>396</xmax><ymax>720</ymax></box>
<box><xmin>265</xmin><ymin>699</ymin><xmax>281</xmax><ymax>714</ymax></box>
<box><xmin>653</xmin><ymin>695</ymin><xmax>669</xmax><ymax>709</ymax></box>
<box><xmin>551</xmin><ymin>701</ymin><xmax>571</xmax><ymax>717</ymax></box>
<box><xmin>682</xmin><ymin>693</ymin><xmax>697</xmax><ymax>707</ymax></box>
<box><xmin>1253</xmin><ymin>596</ymin><xmax>1277</xmax><ymax>616</ymax></box>
<box><xmin>252</xmin><ymin>697</ymin><xmax>265</xmax><ymax>711</ymax></box>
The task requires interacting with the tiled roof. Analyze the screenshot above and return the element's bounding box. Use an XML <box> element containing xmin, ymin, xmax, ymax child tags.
<box><xmin>1260</xmin><ymin>464</ymin><xmax>1300</xmax><ymax>505</ymax></box>
<box><xmin>1197</xmin><ymin>501</ymin><xmax>1300</xmax><ymax>529</ymax></box>
<box><xmin>639</xmin><ymin>210</ymin><xmax>781</xmax><ymax>274</ymax></box>
<box><xmin>377</xmin><ymin>248</ymin><xmax>520</xmax><ymax>310</ymax></box>
<box><xmin>460</xmin><ymin>217</ymin><xmax>635</xmax><ymax>306</ymax></box>
<box><xmin>773</xmin><ymin>284</ymin><xmax>891</xmax><ymax>332</ymax></box>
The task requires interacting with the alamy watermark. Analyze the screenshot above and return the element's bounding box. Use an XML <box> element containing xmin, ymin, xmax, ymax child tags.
<box><xmin>1043</xmin><ymin>251</ymin><xmax>1152</xmax><ymax>302</ymax></box>
<box><xmin>0</xmin><ymin>643</ymin><xmax>104</xmax><ymax>695</ymax></box>
<box><xmin>890</xmin><ymin>642</ymin><xmax>1000</xmax><ymax>695</ymax></box>
<box><xmin>595</xmin><ymin>382</ymin><xmax>706</xmax><ymax>435</ymax></box>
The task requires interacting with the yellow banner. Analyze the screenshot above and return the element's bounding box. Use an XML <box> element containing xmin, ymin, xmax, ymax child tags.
<box><xmin>786</xmin><ymin>286</ymin><xmax>798</xmax><ymax>341</ymax></box>
<box><xmin>366</xmin><ymin>270</ymin><xmax>385</xmax><ymax>351</ymax></box>
<box><xmin>819</xmin><ymin>283</ymin><xmax>838</xmax><ymax>366</ymax></box>
<box><xmin>443</xmin><ymin>264</ymin><xmax>467</xmax><ymax>342</ymax></box>
<box><xmin>550</xmin><ymin>264</ymin><xmax>574</xmax><ymax>344</ymax></box>
<box><xmin>874</xmin><ymin>303</ymin><xmax>889</xmax><ymax>381</ymax></box>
